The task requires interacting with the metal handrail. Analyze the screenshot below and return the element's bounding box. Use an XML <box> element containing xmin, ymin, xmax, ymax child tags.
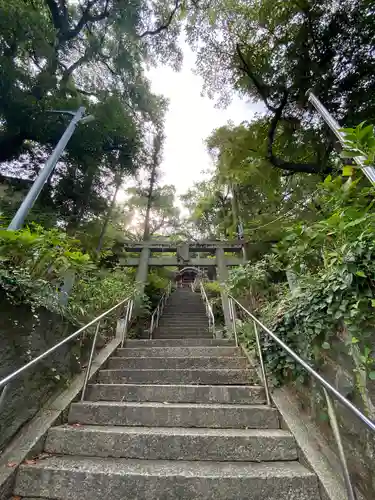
<box><xmin>149</xmin><ymin>281</ymin><xmax>172</xmax><ymax>339</ymax></box>
<box><xmin>191</xmin><ymin>277</ymin><xmax>215</xmax><ymax>336</ymax></box>
<box><xmin>0</xmin><ymin>295</ymin><xmax>133</xmax><ymax>409</ymax></box>
<box><xmin>306</xmin><ymin>90</ymin><xmax>375</xmax><ymax>185</ymax></box>
<box><xmin>199</xmin><ymin>281</ymin><xmax>215</xmax><ymax>336</ymax></box>
<box><xmin>228</xmin><ymin>298</ymin><xmax>239</xmax><ymax>347</ymax></box>
<box><xmin>228</xmin><ymin>295</ymin><xmax>375</xmax><ymax>500</ymax></box>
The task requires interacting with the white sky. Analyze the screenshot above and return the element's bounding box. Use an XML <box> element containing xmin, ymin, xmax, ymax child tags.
<box><xmin>147</xmin><ymin>42</ymin><xmax>263</xmax><ymax>199</ymax></box>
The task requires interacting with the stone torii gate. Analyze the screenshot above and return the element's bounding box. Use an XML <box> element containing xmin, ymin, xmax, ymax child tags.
<box><xmin>120</xmin><ymin>240</ymin><xmax>244</xmax><ymax>330</ymax></box>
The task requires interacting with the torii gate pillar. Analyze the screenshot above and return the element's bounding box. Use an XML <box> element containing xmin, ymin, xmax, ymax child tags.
<box><xmin>216</xmin><ymin>247</ymin><xmax>232</xmax><ymax>331</ymax></box>
<box><xmin>135</xmin><ymin>247</ymin><xmax>150</xmax><ymax>295</ymax></box>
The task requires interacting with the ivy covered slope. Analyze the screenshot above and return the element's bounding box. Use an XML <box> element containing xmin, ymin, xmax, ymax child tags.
<box><xmin>228</xmin><ymin>124</ymin><xmax>375</xmax><ymax>416</ymax></box>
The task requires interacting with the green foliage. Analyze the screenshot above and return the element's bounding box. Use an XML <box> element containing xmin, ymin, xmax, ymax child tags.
<box><xmin>182</xmin><ymin>120</ymin><xmax>321</xmax><ymax>242</ymax></box>
<box><xmin>0</xmin><ymin>224</ymin><xmax>94</xmax><ymax>280</ymax></box>
<box><xmin>123</xmin><ymin>183</ymin><xmax>181</xmax><ymax>239</ymax></box>
<box><xmin>145</xmin><ymin>270</ymin><xmax>169</xmax><ymax>307</ymax></box>
<box><xmin>204</xmin><ymin>281</ymin><xmax>221</xmax><ymax>296</ymax></box>
<box><xmin>0</xmin><ymin>0</ymin><xmax>187</xmax><ymax>229</ymax></box>
<box><xmin>340</xmin><ymin>122</ymin><xmax>375</xmax><ymax>173</ymax></box>
<box><xmin>0</xmin><ymin>225</ymin><xmax>135</xmax><ymax>324</ymax></box>
<box><xmin>228</xmin><ymin>174</ymin><xmax>375</xmax><ymax>411</ymax></box>
<box><xmin>180</xmin><ymin>179</ymin><xmax>233</xmax><ymax>239</ymax></box>
<box><xmin>186</xmin><ymin>0</ymin><xmax>375</xmax><ymax>176</ymax></box>
<box><xmin>69</xmin><ymin>268</ymin><xmax>134</xmax><ymax>324</ymax></box>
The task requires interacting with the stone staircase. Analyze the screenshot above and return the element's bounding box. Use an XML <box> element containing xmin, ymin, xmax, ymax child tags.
<box><xmin>153</xmin><ymin>286</ymin><xmax>211</xmax><ymax>339</ymax></box>
<box><xmin>13</xmin><ymin>290</ymin><xmax>321</xmax><ymax>499</ymax></box>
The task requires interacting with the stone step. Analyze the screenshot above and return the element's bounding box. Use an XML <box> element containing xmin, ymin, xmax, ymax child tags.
<box><xmin>115</xmin><ymin>347</ymin><xmax>241</xmax><ymax>357</ymax></box>
<box><xmin>153</xmin><ymin>324</ymin><xmax>210</xmax><ymax>328</ymax></box>
<box><xmin>161</xmin><ymin>310</ymin><xmax>206</xmax><ymax>314</ymax></box>
<box><xmin>15</xmin><ymin>456</ymin><xmax>320</xmax><ymax>500</ymax></box>
<box><xmin>125</xmin><ymin>339</ymin><xmax>235</xmax><ymax>347</ymax></box>
<box><xmin>157</xmin><ymin>324</ymin><xmax>209</xmax><ymax>329</ymax></box>
<box><xmin>159</xmin><ymin>322</ymin><xmax>207</xmax><ymax>326</ymax></box>
<box><xmin>162</xmin><ymin>310</ymin><xmax>205</xmax><ymax>314</ymax></box>
<box><xmin>45</xmin><ymin>425</ymin><xmax>297</xmax><ymax>462</ymax></box>
<box><xmin>166</xmin><ymin>298</ymin><xmax>204</xmax><ymax>301</ymax></box>
<box><xmin>97</xmin><ymin>368</ymin><xmax>254</xmax><ymax>385</ymax></box>
<box><xmin>162</xmin><ymin>308</ymin><xmax>205</xmax><ymax>312</ymax></box>
<box><xmin>85</xmin><ymin>383</ymin><xmax>266</xmax><ymax>404</ymax></box>
<box><xmin>161</xmin><ymin>319</ymin><xmax>207</xmax><ymax>322</ymax></box>
<box><xmin>153</xmin><ymin>330</ymin><xmax>211</xmax><ymax>335</ymax></box>
<box><xmin>162</xmin><ymin>304</ymin><xmax>206</xmax><ymax>312</ymax></box>
<box><xmin>164</xmin><ymin>302</ymin><xmax>205</xmax><ymax>306</ymax></box>
<box><xmin>152</xmin><ymin>333</ymin><xmax>211</xmax><ymax>339</ymax></box>
<box><xmin>107</xmin><ymin>357</ymin><xmax>249</xmax><ymax>370</ymax></box>
<box><xmin>151</xmin><ymin>333</ymin><xmax>212</xmax><ymax>339</ymax></box>
<box><xmin>68</xmin><ymin>401</ymin><xmax>279</xmax><ymax>429</ymax></box>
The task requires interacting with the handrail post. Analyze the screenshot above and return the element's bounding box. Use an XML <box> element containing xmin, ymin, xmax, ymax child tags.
<box><xmin>0</xmin><ymin>383</ymin><xmax>10</xmax><ymax>414</ymax></box>
<box><xmin>229</xmin><ymin>299</ymin><xmax>238</xmax><ymax>347</ymax></box>
<box><xmin>253</xmin><ymin>321</ymin><xmax>271</xmax><ymax>406</ymax></box>
<box><xmin>200</xmin><ymin>281</ymin><xmax>215</xmax><ymax>338</ymax></box>
<box><xmin>323</xmin><ymin>389</ymin><xmax>357</xmax><ymax>500</ymax></box>
<box><xmin>81</xmin><ymin>321</ymin><xmax>101</xmax><ymax>401</ymax></box>
<box><xmin>121</xmin><ymin>301</ymin><xmax>131</xmax><ymax>347</ymax></box>
<box><xmin>156</xmin><ymin>305</ymin><xmax>160</xmax><ymax>328</ymax></box>
<box><xmin>148</xmin><ymin>282</ymin><xmax>172</xmax><ymax>339</ymax></box>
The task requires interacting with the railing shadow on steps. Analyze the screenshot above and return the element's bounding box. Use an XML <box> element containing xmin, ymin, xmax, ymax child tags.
<box><xmin>228</xmin><ymin>295</ymin><xmax>375</xmax><ymax>500</ymax></box>
<box><xmin>148</xmin><ymin>281</ymin><xmax>172</xmax><ymax>339</ymax></box>
<box><xmin>0</xmin><ymin>295</ymin><xmax>134</xmax><ymax>414</ymax></box>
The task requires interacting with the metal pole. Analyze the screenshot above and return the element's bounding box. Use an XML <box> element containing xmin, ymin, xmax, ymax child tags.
<box><xmin>0</xmin><ymin>295</ymin><xmax>131</xmax><ymax>389</ymax></box>
<box><xmin>121</xmin><ymin>299</ymin><xmax>133</xmax><ymax>347</ymax></box>
<box><xmin>81</xmin><ymin>321</ymin><xmax>101</xmax><ymax>401</ymax></box>
<box><xmin>323</xmin><ymin>388</ymin><xmax>357</xmax><ymax>500</ymax></box>
<box><xmin>306</xmin><ymin>91</ymin><xmax>375</xmax><ymax>185</ymax></box>
<box><xmin>0</xmin><ymin>383</ymin><xmax>9</xmax><ymax>414</ymax></box>
<box><xmin>253</xmin><ymin>321</ymin><xmax>272</xmax><ymax>406</ymax></box>
<box><xmin>229</xmin><ymin>299</ymin><xmax>238</xmax><ymax>346</ymax></box>
<box><xmin>230</xmin><ymin>295</ymin><xmax>375</xmax><ymax>432</ymax></box>
<box><xmin>7</xmin><ymin>107</ymin><xmax>86</xmax><ymax>230</ymax></box>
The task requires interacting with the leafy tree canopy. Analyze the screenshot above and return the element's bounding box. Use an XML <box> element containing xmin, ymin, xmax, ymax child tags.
<box><xmin>186</xmin><ymin>0</ymin><xmax>375</xmax><ymax>175</ymax></box>
<box><xmin>0</xmin><ymin>0</ymin><xmax>192</xmax><ymax>226</ymax></box>
<box><xmin>122</xmin><ymin>183</ymin><xmax>181</xmax><ymax>239</ymax></box>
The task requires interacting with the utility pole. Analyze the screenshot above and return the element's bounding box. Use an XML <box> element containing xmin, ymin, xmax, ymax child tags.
<box><xmin>8</xmin><ymin>107</ymin><xmax>94</xmax><ymax>230</ymax></box>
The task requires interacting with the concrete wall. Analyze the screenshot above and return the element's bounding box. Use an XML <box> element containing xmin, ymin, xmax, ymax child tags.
<box><xmin>0</xmin><ymin>292</ymin><xmax>92</xmax><ymax>451</ymax></box>
<box><xmin>291</xmin><ymin>337</ymin><xmax>375</xmax><ymax>500</ymax></box>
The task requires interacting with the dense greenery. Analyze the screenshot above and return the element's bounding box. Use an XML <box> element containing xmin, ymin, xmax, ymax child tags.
<box><xmin>0</xmin><ymin>224</ymin><xmax>135</xmax><ymax>323</ymax></box>
<box><xmin>1</xmin><ymin>0</ymin><xmax>375</xmax><ymax>394</ymax></box>
<box><xmin>186</xmin><ymin>0</ymin><xmax>375</xmax><ymax>175</ymax></box>
<box><xmin>228</xmin><ymin>163</ymin><xmax>375</xmax><ymax>416</ymax></box>
<box><xmin>0</xmin><ymin>0</ymin><xmax>185</xmax><ymax>229</ymax></box>
<box><xmin>0</xmin><ymin>0</ymin><xmax>187</xmax><ymax>322</ymax></box>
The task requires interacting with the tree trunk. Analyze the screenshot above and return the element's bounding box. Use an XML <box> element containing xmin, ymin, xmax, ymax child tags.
<box><xmin>143</xmin><ymin>163</ymin><xmax>157</xmax><ymax>241</ymax></box>
<box><xmin>96</xmin><ymin>176</ymin><xmax>122</xmax><ymax>254</ymax></box>
<box><xmin>143</xmin><ymin>134</ymin><xmax>162</xmax><ymax>241</ymax></box>
<box><xmin>0</xmin><ymin>132</ymin><xmax>26</xmax><ymax>162</ymax></box>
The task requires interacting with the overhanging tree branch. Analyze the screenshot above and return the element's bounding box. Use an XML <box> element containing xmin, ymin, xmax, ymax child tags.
<box><xmin>61</xmin><ymin>51</ymin><xmax>92</xmax><ymax>84</ymax></box>
<box><xmin>65</xmin><ymin>0</ymin><xmax>110</xmax><ymax>42</ymax></box>
<box><xmin>45</xmin><ymin>0</ymin><xmax>65</xmax><ymax>32</ymax></box>
<box><xmin>140</xmin><ymin>0</ymin><xmax>180</xmax><ymax>38</ymax></box>
<box><xmin>266</xmin><ymin>91</ymin><xmax>332</xmax><ymax>175</ymax></box>
<box><xmin>236</xmin><ymin>43</ymin><xmax>278</xmax><ymax>113</ymax></box>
